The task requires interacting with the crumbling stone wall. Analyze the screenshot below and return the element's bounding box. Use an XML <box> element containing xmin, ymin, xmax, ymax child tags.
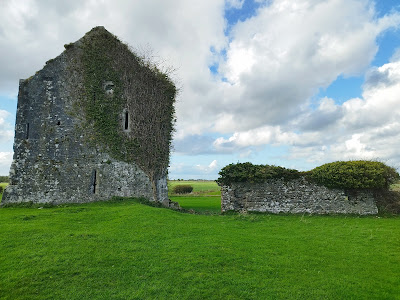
<box><xmin>2</xmin><ymin>27</ymin><xmax>174</xmax><ymax>206</ymax></box>
<box><xmin>221</xmin><ymin>177</ymin><xmax>378</xmax><ymax>215</ymax></box>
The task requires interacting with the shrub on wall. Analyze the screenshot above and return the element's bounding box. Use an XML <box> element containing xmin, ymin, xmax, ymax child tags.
<box><xmin>217</xmin><ymin>160</ymin><xmax>399</xmax><ymax>190</ymax></box>
<box><xmin>310</xmin><ymin>161</ymin><xmax>399</xmax><ymax>189</ymax></box>
<box><xmin>216</xmin><ymin>162</ymin><xmax>300</xmax><ymax>186</ymax></box>
<box><xmin>173</xmin><ymin>185</ymin><xmax>194</xmax><ymax>194</ymax></box>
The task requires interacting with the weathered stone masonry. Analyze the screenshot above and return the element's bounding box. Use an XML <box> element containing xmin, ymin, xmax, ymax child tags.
<box><xmin>2</xmin><ymin>27</ymin><xmax>174</xmax><ymax>206</ymax></box>
<box><xmin>221</xmin><ymin>177</ymin><xmax>378</xmax><ymax>215</ymax></box>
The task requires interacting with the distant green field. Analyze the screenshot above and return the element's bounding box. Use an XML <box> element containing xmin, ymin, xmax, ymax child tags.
<box><xmin>168</xmin><ymin>180</ymin><xmax>221</xmax><ymax>212</ymax></box>
<box><xmin>0</xmin><ymin>199</ymin><xmax>399</xmax><ymax>299</ymax></box>
<box><xmin>168</xmin><ymin>180</ymin><xmax>220</xmax><ymax>196</ymax></box>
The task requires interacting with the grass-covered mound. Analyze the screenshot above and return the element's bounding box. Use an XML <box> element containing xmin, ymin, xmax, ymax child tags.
<box><xmin>0</xmin><ymin>199</ymin><xmax>399</xmax><ymax>299</ymax></box>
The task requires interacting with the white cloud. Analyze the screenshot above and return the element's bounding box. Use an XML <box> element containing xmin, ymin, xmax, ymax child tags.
<box><xmin>0</xmin><ymin>152</ymin><xmax>13</xmax><ymax>175</ymax></box>
<box><xmin>226</xmin><ymin>0</ymin><xmax>245</xmax><ymax>9</ymax></box>
<box><xmin>196</xmin><ymin>160</ymin><xmax>219</xmax><ymax>173</ymax></box>
<box><xmin>0</xmin><ymin>110</ymin><xmax>14</xmax><ymax>142</ymax></box>
<box><xmin>215</xmin><ymin>56</ymin><xmax>400</xmax><ymax>169</ymax></box>
<box><xmin>169</xmin><ymin>159</ymin><xmax>220</xmax><ymax>179</ymax></box>
<box><xmin>2</xmin><ymin>0</ymin><xmax>399</xmax><ymax>138</ymax></box>
<box><xmin>210</xmin><ymin>0</ymin><xmax>400</xmax><ymax>133</ymax></box>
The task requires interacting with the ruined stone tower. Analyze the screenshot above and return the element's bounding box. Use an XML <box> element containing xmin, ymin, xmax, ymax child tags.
<box><xmin>2</xmin><ymin>26</ymin><xmax>176</xmax><ymax>206</ymax></box>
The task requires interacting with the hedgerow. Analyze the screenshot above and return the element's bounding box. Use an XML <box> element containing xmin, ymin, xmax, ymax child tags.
<box><xmin>310</xmin><ymin>161</ymin><xmax>399</xmax><ymax>189</ymax></box>
<box><xmin>217</xmin><ymin>161</ymin><xmax>399</xmax><ymax>190</ymax></box>
<box><xmin>173</xmin><ymin>185</ymin><xmax>194</xmax><ymax>194</ymax></box>
<box><xmin>216</xmin><ymin>162</ymin><xmax>300</xmax><ymax>186</ymax></box>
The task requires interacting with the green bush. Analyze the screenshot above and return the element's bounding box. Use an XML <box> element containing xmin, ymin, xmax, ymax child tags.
<box><xmin>0</xmin><ymin>176</ymin><xmax>9</xmax><ymax>183</ymax></box>
<box><xmin>217</xmin><ymin>160</ymin><xmax>399</xmax><ymax>190</ymax></box>
<box><xmin>216</xmin><ymin>162</ymin><xmax>300</xmax><ymax>186</ymax></box>
<box><xmin>173</xmin><ymin>185</ymin><xmax>194</xmax><ymax>194</ymax></box>
<box><xmin>0</xmin><ymin>186</ymin><xmax>3</xmax><ymax>194</ymax></box>
<box><xmin>310</xmin><ymin>161</ymin><xmax>399</xmax><ymax>189</ymax></box>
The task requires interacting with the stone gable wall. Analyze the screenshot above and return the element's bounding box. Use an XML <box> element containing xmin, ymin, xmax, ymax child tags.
<box><xmin>221</xmin><ymin>177</ymin><xmax>378</xmax><ymax>215</ymax></box>
<box><xmin>2</xmin><ymin>27</ymin><xmax>172</xmax><ymax>206</ymax></box>
<box><xmin>2</xmin><ymin>55</ymin><xmax>155</xmax><ymax>205</ymax></box>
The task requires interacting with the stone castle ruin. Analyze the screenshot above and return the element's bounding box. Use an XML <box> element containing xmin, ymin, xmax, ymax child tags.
<box><xmin>2</xmin><ymin>27</ymin><xmax>176</xmax><ymax>206</ymax></box>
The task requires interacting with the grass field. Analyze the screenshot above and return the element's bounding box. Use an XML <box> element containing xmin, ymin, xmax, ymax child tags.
<box><xmin>168</xmin><ymin>180</ymin><xmax>221</xmax><ymax>196</ymax></box>
<box><xmin>168</xmin><ymin>180</ymin><xmax>221</xmax><ymax>213</ymax></box>
<box><xmin>0</xmin><ymin>198</ymin><xmax>399</xmax><ymax>299</ymax></box>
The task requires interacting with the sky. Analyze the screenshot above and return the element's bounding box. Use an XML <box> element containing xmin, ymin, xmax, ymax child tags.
<box><xmin>1</xmin><ymin>0</ymin><xmax>400</xmax><ymax>180</ymax></box>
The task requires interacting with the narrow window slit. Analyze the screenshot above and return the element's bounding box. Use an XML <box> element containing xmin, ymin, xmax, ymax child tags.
<box><xmin>124</xmin><ymin>111</ymin><xmax>129</xmax><ymax>130</ymax></box>
<box><xmin>25</xmin><ymin>123</ymin><xmax>30</xmax><ymax>139</ymax></box>
<box><xmin>91</xmin><ymin>170</ymin><xmax>97</xmax><ymax>194</ymax></box>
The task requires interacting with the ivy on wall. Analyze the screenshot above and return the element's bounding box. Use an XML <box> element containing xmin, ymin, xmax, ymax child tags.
<box><xmin>69</xmin><ymin>27</ymin><xmax>176</xmax><ymax>185</ymax></box>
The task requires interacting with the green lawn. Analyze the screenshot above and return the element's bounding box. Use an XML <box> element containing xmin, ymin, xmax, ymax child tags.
<box><xmin>169</xmin><ymin>196</ymin><xmax>221</xmax><ymax>214</ymax></box>
<box><xmin>0</xmin><ymin>198</ymin><xmax>399</xmax><ymax>299</ymax></box>
<box><xmin>168</xmin><ymin>180</ymin><xmax>221</xmax><ymax>213</ymax></box>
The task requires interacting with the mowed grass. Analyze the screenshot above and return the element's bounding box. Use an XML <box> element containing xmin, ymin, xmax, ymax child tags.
<box><xmin>168</xmin><ymin>180</ymin><xmax>221</xmax><ymax>213</ymax></box>
<box><xmin>169</xmin><ymin>196</ymin><xmax>221</xmax><ymax>214</ymax></box>
<box><xmin>1</xmin><ymin>199</ymin><xmax>400</xmax><ymax>299</ymax></box>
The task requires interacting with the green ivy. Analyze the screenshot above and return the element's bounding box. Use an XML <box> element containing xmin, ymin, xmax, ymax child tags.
<box><xmin>73</xmin><ymin>27</ymin><xmax>176</xmax><ymax>181</ymax></box>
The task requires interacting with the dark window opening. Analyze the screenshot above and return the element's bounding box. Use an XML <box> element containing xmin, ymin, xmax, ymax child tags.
<box><xmin>25</xmin><ymin>123</ymin><xmax>30</xmax><ymax>139</ymax></box>
<box><xmin>91</xmin><ymin>170</ymin><xmax>97</xmax><ymax>194</ymax></box>
<box><xmin>57</xmin><ymin>121</ymin><xmax>61</xmax><ymax>126</ymax></box>
<box><xmin>124</xmin><ymin>111</ymin><xmax>129</xmax><ymax>130</ymax></box>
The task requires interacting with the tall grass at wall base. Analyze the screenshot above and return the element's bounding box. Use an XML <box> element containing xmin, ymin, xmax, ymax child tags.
<box><xmin>375</xmin><ymin>189</ymin><xmax>400</xmax><ymax>215</ymax></box>
<box><xmin>0</xmin><ymin>182</ymin><xmax>8</xmax><ymax>202</ymax></box>
<box><xmin>0</xmin><ymin>199</ymin><xmax>399</xmax><ymax>299</ymax></box>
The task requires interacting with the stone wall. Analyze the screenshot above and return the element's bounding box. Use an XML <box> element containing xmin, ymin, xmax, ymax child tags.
<box><xmin>2</xmin><ymin>60</ymin><xmax>156</xmax><ymax>205</ymax></box>
<box><xmin>1</xmin><ymin>27</ymin><xmax>172</xmax><ymax>206</ymax></box>
<box><xmin>221</xmin><ymin>177</ymin><xmax>378</xmax><ymax>215</ymax></box>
